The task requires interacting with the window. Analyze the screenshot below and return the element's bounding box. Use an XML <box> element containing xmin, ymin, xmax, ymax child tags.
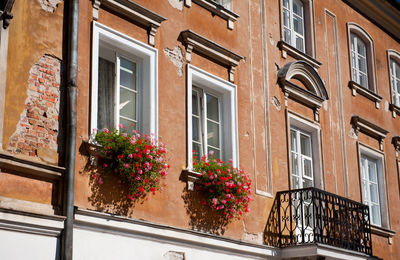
<box><xmin>291</xmin><ymin>128</ymin><xmax>313</xmax><ymax>189</ymax></box>
<box><xmin>283</xmin><ymin>0</ymin><xmax>305</xmax><ymax>52</ymax></box>
<box><xmin>361</xmin><ymin>155</ymin><xmax>381</xmax><ymax>226</ymax></box>
<box><xmin>187</xmin><ymin>64</ymin><xmax>238</xmax><ymax>168</ymax></box>
<box><xmin>389</xmin><ymin>58</ymin><xmax>400</xmax><ymax>107</ymax></box>
<box><xmin>350</xmin><ymin>34</ymin><xmax>368</xmax><ymax>89</ymax></box>
<box><xmin>359</xmin><ymin>145</ymin><xmax>389</xmax><ymax>228</ymax></box>
<box><xmin>192</xmin><ymin>88</ymin><xmax>222</xmax><ymax>159</ymax></box>
<box><xmin>347</xmin><ymin>23</ymin><xmax>376</xmax><ymax>93</ymax></box>
<box><xmin>288</xmin><ymin>113</ymin><xmax>323</xmax><ymax>189</ymax></box>
<box><xmin>91</xmin><ymin>22</ymin><xmax>158</xmax><ymax>136</ymax></box>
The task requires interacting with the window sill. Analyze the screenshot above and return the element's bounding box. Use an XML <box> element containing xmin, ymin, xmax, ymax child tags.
<box><xmin>370</xmin><ymin>225</ymin><xmax>396</xmax><ymax>244</ymax></box>
<box><xmin>277</xmin><ymin>40</ymin><xmax>322</xmax><ymax>69</ymax></box>
<box><xmin>348</xmin><ymin>81</ymin><xmax>382</xmax><ymax>109</ymax></box>
<box><xmin>180</xmin><ymin>168</ymin><xmax>201</xmax><ymax>191</ymax></box>
<box><xmin>185</xmin><ymin>0</ymin><xmax>239</xmax><ymax>30</ymax></box>
<box><xmin>389</xmin><ymin>103</ymin><xmax>400</xmax><ymax>118</ymax></box>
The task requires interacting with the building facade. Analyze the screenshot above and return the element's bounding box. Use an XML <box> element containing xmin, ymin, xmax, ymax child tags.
<box><xmin>0</xmin><ymin>0</ymin><xmax>399</xmax><ymax>259</ymax></box>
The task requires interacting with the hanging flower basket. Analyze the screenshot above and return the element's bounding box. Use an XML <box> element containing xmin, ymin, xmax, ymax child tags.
<box><xmin>93</xmin><ymin>125</ymin><xmax>169</xmax><ymax>201</ymax></box>
<box><xmin>193</xmin><ymin>152</ymin><xmax>252</xmax><ymax>219</ymax></box>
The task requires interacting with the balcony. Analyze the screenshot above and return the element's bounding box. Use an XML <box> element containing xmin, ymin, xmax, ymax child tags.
<box><xmin>265</xmin><ymin>187</ymin><xmax>373</xmax><ymax>256</ymax></box>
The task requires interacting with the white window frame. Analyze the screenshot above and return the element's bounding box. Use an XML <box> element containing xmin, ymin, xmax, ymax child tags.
<box><xmin>0</xmin><ymin>18</ymin><xmax>10</xmax><ymax>148</ymax></box>
<box><xmin>350</xmin><ymin>34</ymin><xmax>369</xmax><ymax>89</ymax></box>
<box><xmin>283</xmin><ymin>0</ymin><xmax>305</xmax><ymax>52</ymax></box>
<box><xmin>187</xmin><ymin>64</ymin><xmax>238</xmax><ymax>168</ymax></box>
<box><xmin>288</xmin><ymin>112</ymin><xmax>323</xmax><ymax>189</ymax></box>
<box><xmin>192</xmin><ymin>87</ymin><xmax>223</xmax><ymax>159</ymax></box>
<box><xmin>290</xmin><ymin>128</ymin><xmax>314</xmax><ymax>189</ymax></box>
<box><xmin>358</xmin><ymin>144</ymin><xmax>389</xmax><ymax>228</ymax></box>
<box><xmin>347</xmin><ymin>23</ymin><xmax>377</xmax><ymax>92</ymax></box>
<box><xmin>388</xmin><ymin>50</ymin><xmax>400</xmax><ymax>107</ymax></box>
<box><xmin>91</xmin><ymin>22</ymin><xmax>158</xmax><ymax>136</ymax></box>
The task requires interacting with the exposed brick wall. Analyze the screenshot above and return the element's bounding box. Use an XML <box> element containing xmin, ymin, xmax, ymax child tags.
<box><xmin>37</xmin><ymin>0</ymin><xmax>62</xmax><ymax>13</ymax></box>
<box><xmin>6</xmin><ymin>54</ymin><xmax>61</xmax><ymax>161</ymax></box>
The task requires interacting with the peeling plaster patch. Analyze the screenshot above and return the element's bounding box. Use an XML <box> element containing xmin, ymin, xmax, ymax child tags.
<box><xmin>242</xmin><ymin>232</ymin><xmax>263</xmax><ymax>244</ymax></box>
<box><xmin>269</xmin><ymin>33</ymin><xmax>275</xmax><ymax>45</ymax></box>
<box><xmin>167</xmin><ymin>0</ymin><xmax>183</xmax><ymax>10</ymax></box>
<box><xmin>349</xmin><ymin>128</ymin><xmax>358</xmax><ymax>140</ymax></box>
<box><xmin>271</xmin><ymin>96</ymin><xmax>281</xmax><ymax>111</ymax></box>
<box><xmin>164</xmin><ymin>46</ymin><xmax>184</xmax><ymax>77</ymax></box>
<box><xmin>6</xmin><ymin>54</ymin><xmax>61</xmax><ymax>163</ymax></box>
<box><xmin>37</xmin><ymin>0</ymin><xmax>62</xmax><ymax>13</ymax></box>
<box><xmin>163</xmin><ymin>251</ymin><xmax>185</xmax><ymax>260</ymax></box>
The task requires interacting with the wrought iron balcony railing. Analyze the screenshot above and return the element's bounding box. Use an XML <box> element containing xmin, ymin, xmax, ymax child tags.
<box><xmin>265</xmin><ymin>187</ymin><xmax>372</xmax><ymax>255</ymax></box>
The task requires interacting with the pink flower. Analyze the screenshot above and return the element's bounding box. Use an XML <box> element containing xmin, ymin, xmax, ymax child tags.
<box><xmin>98</xmin><ymin>177</ymin><xmax>103</xmax><ymax>185</ymax></box>
<box><xmin>103</xmin><ymin>163</ymin><xmax>108</xmax><ymax>168</ymax></box>
<box><xmin>138</xmin><ymin>169</ymin><xmax>143</xmax><ymax>175</ymax></box>
<box><xmin>128</xmin><ymin>154</ymin><xmax>133</xmax><ymax>159</ymax></box>
<box><xmin>124</xmin><ymin>163</ymin><xmax>129</xmax><ymax>168</ymax></box>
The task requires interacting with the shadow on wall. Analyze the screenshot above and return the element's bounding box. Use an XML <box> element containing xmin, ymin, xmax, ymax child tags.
<box><xmin>80</xmin><ymin>154</ymin><xmax>135</xmax><ymax>216</ymax></box>
<box><xmin>181</xmin><ymin>187</ymin><xmax>231</xmax><ymax>235</ymax></box>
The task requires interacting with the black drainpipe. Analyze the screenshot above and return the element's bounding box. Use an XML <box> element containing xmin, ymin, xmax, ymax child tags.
<box><xmin>62</xmin><ymin>0</ymin><xmax>78</xmax><ymax>259</ymax></box>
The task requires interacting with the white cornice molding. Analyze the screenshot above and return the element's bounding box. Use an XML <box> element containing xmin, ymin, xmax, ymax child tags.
<box><xmin>92</xmin><ymin>0</ymin><xmax>166</xmax><ymax>46</ymax></box>
<box><xmin>351</xmin><ymin>115</ymin><xmax>389</xmax><ymax>150</ymax></box>
<box><xmin>343</xmin><ymin>0</ymin><xmax>400</xmax><ymax>42</ymax></box>
<box><xmin>179</xmin><ymin>30</ymin><xmax>244</xmax><ymax>82</ymax></box>
<box><xmin>348</xmin><ymin>81</ymin><xmax>382</xmax><ymax>109</ymax></box>
<box><xmin>0</xmin><ymin>209</ymin><xmax>65</xmax><ymax>237</ymax></box>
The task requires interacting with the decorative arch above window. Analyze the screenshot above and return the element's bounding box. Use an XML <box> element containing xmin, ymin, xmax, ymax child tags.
<box><xmin>388</xmin><ymin>49</ymin><xmax>400</xmax><ymax>118</ymax></box>
<box><xmin>347</xmin><ymin>23</ymin><xmax>381</xmax><ymax>108</ymax></box>
<box><xmin>278</xmin><ymin>60</ymin><xmax>328</xmax><ymax>122</ymax></box>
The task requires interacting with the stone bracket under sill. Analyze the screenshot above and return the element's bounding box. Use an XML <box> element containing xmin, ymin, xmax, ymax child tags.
<box><xmin>184</xmin><ymin>0</ymin><xmax>239</xmax><ymax>30</ymax></box>
<box><xmin>81</xmin><ymin>140</ymin><xmax>102</xmax><ymax>166</ymax></box>
<box><xmin>277</xmin><ymin>40</ymin><xmax>322</xmax><ymax>69</ymax></box>
<box><xmin>389</xmin><ymin>103</ymin><xmax>400</xmax><ymax>118</ymax></box>
<box><xmin>370</xmin><ymin>225</ymin><xmax>396</xmax><ymax>244</ymax></box>
<box><xmin>180</xmin><ymin>168</ymin><xmax>201</xmax><ymax>191</ymax></box>
<box><xmin>348</xmin><ymin>81</ymin><xmax>382</xmax><ymax>109</ymax></box>
<box><xmin>92</xmin><ymin>0</ymin><xmax>167</xmax><ymax>46</ymax></box>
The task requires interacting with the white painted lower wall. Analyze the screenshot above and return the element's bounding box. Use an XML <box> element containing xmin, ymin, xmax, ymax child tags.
<box><xmin>73</xmin><ymin>209</ymin><xmax>277</xmax><ymax>260</ymax></box>
<box><xmin>0</xmin><ymin>229</ymin><xmax>59</xmax><ymax>260</ymax></box>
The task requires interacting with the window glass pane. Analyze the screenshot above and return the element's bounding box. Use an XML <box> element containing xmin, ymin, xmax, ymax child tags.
<box><xmin>303</xmin><ymin>178</ymin><xmax>312</xmax><ymax>188</ymax></box>
<box><xmin>300</xmin><ymin>134</ymin><xmax>311</xmax><ymax>156</ymax></box>
<box><xmin>120</xmin><ymin>58</ymin><xmax>136</xmax><ymax>90</ymax></box>
<box><xmin>193</xmin><ymin>142</ymin><xmax>201</xmax><ymax>157</ymax></box>
<box><xmin>206</xmin><ymin>94</ymin><xmax>219</xmax><ymax>122</ymax></box>
<box><xmin>293</xmin><ymin>16</ymin><xmax>304</xmax><ymax>35</ymax></box>
<box><xmin>370</xmin><ymin>183</ymin><xmax>379</xmax><ymax>203</ymax></box>
<box><xmin>192</xmin><ymin>91</ymin><xmax>199</xmax><ymax>116</ymax></box>
<box><xmin>350</xmin><ymin>34</ymin><xmax>355</xmax><ymax>52</ymax></box>
<box><xmin>283</xmin><ymin>9</ymin><xmax>290</xmax><ymax>28</ymax></box>
<box><xmin>368</xmin><ymin>159</ymin><xmax>377</xmax><ymax>182</ymax></box>
<box><xmin>357</xmin><ymin>39</ymin><xmax>367</xmax><ymax>57</ymax></box>
<box><xmin>292</xmin><ymin>0</ymin><xmax>303</xmax><ymax>17</ymax></box>
<box><xmin>293</xmin><ymin>176</ymin><xmax>300</xmax><ymax>189</ymax></box>
<box><xmin>192</xmin><ymin>117</ymin><xmax>201</xmax><ymax>142</ymax></box>
<box><xmin>359</xmin><ymin>74</ymin><xmax>368</xmax><ymax>89</ymax></box>
<box><xmin>292</xmin><ymin>152</ymin><xmax>299</xmax><ymax>176</ymax></box>
<box><xmin>119</xmin><ymin>117</ymin><xmax>136</xmax><ymax>133</ymax></box>
<box><xmin>207</xmin><ymin>120</ymin><xmax>220</xmax><ymax>148</ymax></box>
<box><xmin>207</xmin><ymin>147</ymin><xmax>220</xmax><ymax>159</ymax></box>
<box><xmin>283</xmin><ymin>0</ymin><xmax>289</xmax><ymax>8</ymax></box>
<box><xmin>284</xmin><ymin>29</ymin><xmax>291</xmax><ymax>45</ymax></box>
<box><xmin>303</xmin><ymin>158</ymin><xmax>312</xmax><ymax>178</ymax></box>
<box><xmin>119</xmin><ymin>88</ymin><xmax>136</xmax><ymax>121</ymax></box>
<box><xmin>371</xmin><ymin>204</ymin><xmax>381</xmax><ymax>226</ymax></box>
<box><xmin>358</xmin><ymin>56</ymin><xmax>367</xmax><ymax>74</ymax></box>
<box><xmin>291</xmin><ymin>130</ymin><xmax>297</xmax><ymax>152</ymax></box>
<box><xmin>97</xmin><ymin>57</ymin><xmax>115</xmax><ymax>130</ymax></box>
<box><xmin>362</xmin><ymin>180</ymin><xmax>368</xmax><ymax>201</ymax></box>
<box><xmin>295</xmin><ymin>36</ymin><xmax>304</xmax><ymax>52</ymax></box>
